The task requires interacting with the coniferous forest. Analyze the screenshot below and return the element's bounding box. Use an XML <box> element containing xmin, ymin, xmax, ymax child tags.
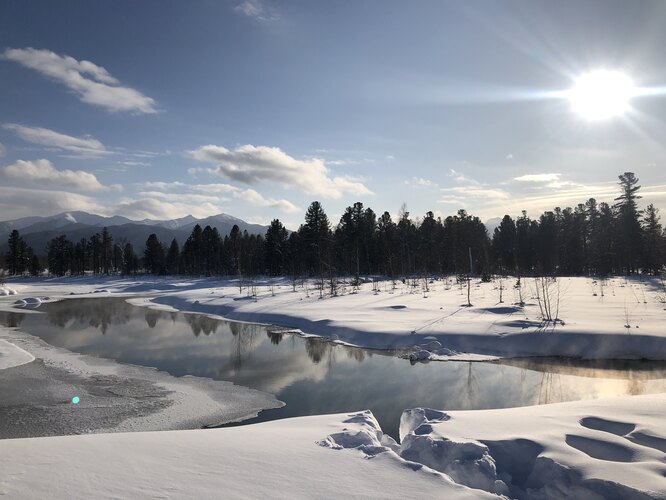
<box><xmin>3</xmin><ymin>172</ymin><xmax>665</xmax><ymax>279</ymax></box>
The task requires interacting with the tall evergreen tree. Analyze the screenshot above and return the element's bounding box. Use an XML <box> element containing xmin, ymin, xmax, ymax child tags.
<box><xmin>614</xmin><ymin>172</ymin><xmax>643</xmax><ymax>274</ymax></box>
<box><xmin>265</xmin><ymin>219</ymin><xmax>289</xmax><ymax>276</ymax></box>
<box><xmin>144</xmin><ymin>234</ymin><xmax>165</xmax><ymax>275</ymax></box>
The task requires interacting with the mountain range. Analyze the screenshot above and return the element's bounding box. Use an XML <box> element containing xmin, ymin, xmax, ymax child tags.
<box><xmin>0</xmin><ymin>211</ymin><xmax>271</xmax><ymax>254</ymax></box>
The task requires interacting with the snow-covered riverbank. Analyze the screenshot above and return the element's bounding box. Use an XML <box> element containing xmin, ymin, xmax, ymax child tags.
<box><xmin>4</xmin><ymin>275</ymin><xmax>666</xmax><ymax>360</ymax></box>
<box><xmin>2</xmin><ymin>395</ymin><xmax>664</xmax><ymax>499</ymax></box>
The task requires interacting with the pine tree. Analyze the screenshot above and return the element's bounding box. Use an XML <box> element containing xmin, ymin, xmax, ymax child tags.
<box><xmin>144</xmin><ymin>234</ymin><xmax>165</xmax><ymax>275</ymax></box>
<box><xmin>265</xmin><ymin>219</ymin><xmax>289</xmax><ymax>276</ymax></box>
<box><xmin>165</xmin><ymin>238</ymin><xmax>181</xmax><ymax>275</ymax></box>
<box><xmin>614</xmin><ymin>172</ymin><xmax>643</xmax><ymax>274</ymax></box>
<box><xmin>642</xmin><ymin>204</ymin><xmax>664</xmax><ymax>275</ymax></box>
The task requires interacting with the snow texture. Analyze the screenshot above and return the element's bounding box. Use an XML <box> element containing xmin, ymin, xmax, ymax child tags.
<box><xmin>0</xmin><ymin>338</ymin><xmax>34</xmax><ymax>370</ymax></box>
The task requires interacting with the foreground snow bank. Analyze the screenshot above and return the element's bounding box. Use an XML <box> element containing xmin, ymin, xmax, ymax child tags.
<box><xmin>4</xmin><ymin>396</ymin><xmax>663</xmax><ymax>499</ymax></box>
<box><xmin>399</xmin><ymin>395</ymin><xmax>666</xmax><ymax>498</ymax></box>
<box><xmin>0</xmin><ymin>338</ymin><xmax>34</xmax><ymax>370</ymax></box>
<box><xmin>0</xmin><ymin>412</ymin><xmax>493</xmax><ymax>499</ymax></box>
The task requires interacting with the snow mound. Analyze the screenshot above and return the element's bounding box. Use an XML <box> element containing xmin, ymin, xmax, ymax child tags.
<box><xmin>13</xmin><ymin>297</ymin><xmax>41</xmax><ymax>308</ymax></box>
<box><xmin>0</xmin><ymin>286</ymin><xmax>18</xmax><ymax>296</ymax></box>
<box><xmin>317</xmin><ymin>410</ymin><xmax>399</xmax><ymax>456</ymax></box>
<box><xmin>399</xmin><ymin>409</ymin><xmax>508</xmax><ymax>495</ymax></box>
<box><xmin>399</xmin><ymin>396</ymin><xmax>666</xmax><ymax>499</ymax></box>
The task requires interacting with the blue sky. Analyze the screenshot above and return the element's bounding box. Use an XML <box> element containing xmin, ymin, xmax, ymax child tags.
<box><xmin>1</xmin><ymin>0</ymin><xmax>666</xmax><ymax>228</ymax></box>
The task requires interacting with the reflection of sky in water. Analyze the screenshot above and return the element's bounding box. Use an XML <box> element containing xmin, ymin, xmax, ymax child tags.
<box><xmin>3</xmin><ymin>297</ymin><xmax>666</xmax><ymax>438</ymax></box>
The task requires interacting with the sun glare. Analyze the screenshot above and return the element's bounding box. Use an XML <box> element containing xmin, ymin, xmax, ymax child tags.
<box><xmin>568</xmin><ymin>70</ymin><xmax>635</xmax><ymax>121</ymax></box>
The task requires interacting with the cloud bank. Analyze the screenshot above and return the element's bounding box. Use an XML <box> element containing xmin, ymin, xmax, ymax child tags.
<box><xmin>190</xmin><ymin>144</ymin><xmax>372</xmax><ymax>199</ymax></box>
<box><xmin>2</xmin><ymin>47</ymin><xmax>158</xmax><ymax>113</ymax></box>
<box><xmin>3</xmin><ymin>123</ymin><xmax>108</xmax><ymax>157</ymax></box>
<box><xmin>0</xmin><ymin>159</ymin><xmax>104</xmax><ymax>191</ymax></box>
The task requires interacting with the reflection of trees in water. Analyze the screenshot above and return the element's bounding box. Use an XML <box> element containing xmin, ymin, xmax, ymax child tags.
<box><xmin>0</xmin><ymin>311</ymin><xmax>25</xmax><ymax>328</ymax></box>
<box><xmin>305</xmin><ymin>337</ymin><xmax>332</xmax><ymax>364</ymax></box>
<box><xmin>538</xmin><ymin>372</ymin><xmax>563</xmax><ymax>405</ymax></box>
<box><xmin>267</xmin><ymin>329</ymin><xmax>283</xmax><ymax>345</ymax></box>
<box><xmin>230</xmin><ymin>322</ymin><xmax>259</xmax><ymax>371</ymax></box>
<box><xmin>460</xmin><ymin>362</ymin><xmax>478</xmax><ymax>409</ymax></box>
<box><xmin>144</xmin><ymin>309</ymin><xmax>164</xmax><ymax>329</ymax></box>
<box><xmin>344</xmin><ymin>346</ymin><xmax>367</xmax><ymax>362</ymax></box>
<box><xmin>43</xmin><ymin>298</ymin><xmax>131</xmax><ymax>334</ymax></box>
<box><xmin>185</xmin><ymin>314</ymin><xmax>220</xmax><ymax>337</ymax></box>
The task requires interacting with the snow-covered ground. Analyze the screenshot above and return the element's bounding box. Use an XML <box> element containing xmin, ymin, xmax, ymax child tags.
<box><xmin>2</xmin><ymin>276</ymin><xmax>665</xmax><ymax>498</ymax></box>
<box><xmin>4</xmin><ymin>275</ymin><xmax>665</xmax><ymax>360</ymax></box>
<box><xmin>0</xmin><ymin>338</ymin><xmax>34</xmax><ymax>370</ymax></box>
<box><xmin>2</xmin><ymin>397</ymin><xmax>664</xmax><ymax>499</ymax></box>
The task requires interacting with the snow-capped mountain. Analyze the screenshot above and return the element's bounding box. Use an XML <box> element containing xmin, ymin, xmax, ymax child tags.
<box><xmin>0</xmin><ymin>212</ymin><xmax>270</xmax><ymax>253</ymax></box>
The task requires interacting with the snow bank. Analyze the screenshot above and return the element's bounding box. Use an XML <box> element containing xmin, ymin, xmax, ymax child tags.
<box><xmin>0</xmin><ymin>338</ymin><xmax>35</xmax><ymax>370</ymax></box>
<box><xmin>0</xmin><ymin>286</ymin><xmax>17</xmax><ymax>296</ymax></box>
<box><xmin>0</xmin><ymin>412</ymin><xmax>494</xmax><ymax>499</ymax></box>
<box><xmin>399</xmin><ymin>394</ymin><xmax>666</xmax><ymax>498</ymax></box>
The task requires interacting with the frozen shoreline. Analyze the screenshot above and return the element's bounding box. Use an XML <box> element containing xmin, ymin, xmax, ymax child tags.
<box><xmin>0</xmin><ymin>322</ymin><xmax>282</xmax><ymax>438</ymax></box>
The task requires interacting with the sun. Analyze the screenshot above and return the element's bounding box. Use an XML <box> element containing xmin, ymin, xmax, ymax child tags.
<box><xmin>568</xmin><ymin>70</ymin><xmax>635</xmax><ymax>121</ymax></box>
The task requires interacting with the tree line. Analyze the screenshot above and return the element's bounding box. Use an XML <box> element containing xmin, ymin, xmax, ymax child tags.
<box><xmin>3</xmin><ymin>172</ymin><xmax>664</xmax><ymax>279</ymax></box>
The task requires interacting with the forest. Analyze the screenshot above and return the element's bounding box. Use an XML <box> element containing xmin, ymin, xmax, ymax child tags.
<box><xmin>3</xmin><ymin>172</ymin><xmax>665</xmax><ymax>280</ymax></box>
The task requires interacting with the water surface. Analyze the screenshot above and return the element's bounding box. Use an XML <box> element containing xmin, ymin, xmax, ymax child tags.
<box><xmin>3</xmin><ymin>297</ymin><xmax>666</xmax><ymax>438</ymax></box>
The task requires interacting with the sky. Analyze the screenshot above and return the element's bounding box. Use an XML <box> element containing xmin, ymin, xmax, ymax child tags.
<box><xmin>1</xmin><ymin>0</ymin><xmax>666</xmax><ymax>229</ymax></box>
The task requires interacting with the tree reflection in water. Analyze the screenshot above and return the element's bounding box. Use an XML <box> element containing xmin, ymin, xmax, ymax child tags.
<box><xmin>305</xmin><ymin>337</ymin><xmax>332</xmax><ymax>364</ymax></box>
<box><xmin>42</xmin><ymin>298</ymin><xmax>131</xmax><ymax>334</ymax></box>
<box><xmin>0</xmin><ymin>311</ymin><xmax>25</xmax><ymax>328</ymax></box>
<box><xmin>266</xmin><ymin>328</ymin><xmax>284</xmax><ymax>345</ymax></box>
<box><xmin>185</xmin><ymin>314</ymin><xmax>219</xmax><ymax>336</ymax></box>
<box><xmin>144</xmin><ymin>309</ymin><xmax>163</xmax><ymax>329</ymax></box>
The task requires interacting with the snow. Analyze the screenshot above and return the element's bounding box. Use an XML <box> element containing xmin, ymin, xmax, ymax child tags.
<box><xmin>0</xmin><ymin>286</ymin><xmax>17</xmax><ymax>296</ymax></box>
<box><xmin>399</xmin><ymin>394</ymin><xmax>666</xmax><ymax>498</ymax></box>
<box><xmin>0</xmin><ymin>338</ymin><xmax>34</xmax><ymax>370</ymax></box>
<box><xmin>1</xmin><ymin>276</ymin><xmax>665</xmax><ymax>497</ymax></box>
<box><xmin>0</xmin><ymin>411</ymin><xmax>495</xmax><ymax>499</ymax></box>
<box><xmin>2</xmin><ymin>397</ymin><xmax>664</xmax><ymax>499</ymax></box>
<box><xmin>3</xmin><ymin>275</ymin><xmax>666</xmax><ymax>360</ymax></box>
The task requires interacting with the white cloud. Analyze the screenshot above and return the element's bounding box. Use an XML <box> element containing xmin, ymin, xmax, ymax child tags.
<box><xmin>449</xmin><ymin>168</ymin><xmax>480</xmax><ymax>185</ymax></box>
<box><xmin>405</xmin><ymin>177</ymin><xmax>438</xmax><ymax>188</ymax></box>
<box><xmin>3</xmin><ymin>123</ymin><xmax>108</xmax><ymax>157</ymax></box>
<box><xmin>514</xmin><ymin>173</ymin><xmax>561</xmax><ymax>183</ymax></box>
<box><xmin>190</xmin><ymin>144</ymin><xmax>373</xmax><ymax>199</ymax></box>
<box><xmin>0</xmin><ymin>159</ymin><xmax>105</xmax><ymax>191</ymax></box>
<box><xmin>234</xmin><ymin>0</ymin><xmax>277</xmax><ymax>21</ymax></box>
<box><xmin>0</xmin><ymin>186</ymin><xmax>103</xmax><ymax>219</ymax></box>
<box><xmin>115</xmin><ymin>198</ymin><xmax>222</xmax><ymax>220</ymax></box>
<box><xmin>506</xmin><ymin>153</ymin><xmax>514</xmax><ymax>160</ymax></box>
<box><xmin>235</xmin><ymin>188</ymin><xmax>299</xmax><ymax>213</ymax></box>
<box><xmin>137</xmin><ymin>180</ymin><xmax>298</xmax><ymax>214</ymax></box>
<box><xmin>440</xmin><ymin>186</ymin><xmax>510</xmax><ymax>201</ymax></box>
<box><xmin>2</xmin><ymin>47</ymin><xmax>158</xmax><ymax>114</ymax></box>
